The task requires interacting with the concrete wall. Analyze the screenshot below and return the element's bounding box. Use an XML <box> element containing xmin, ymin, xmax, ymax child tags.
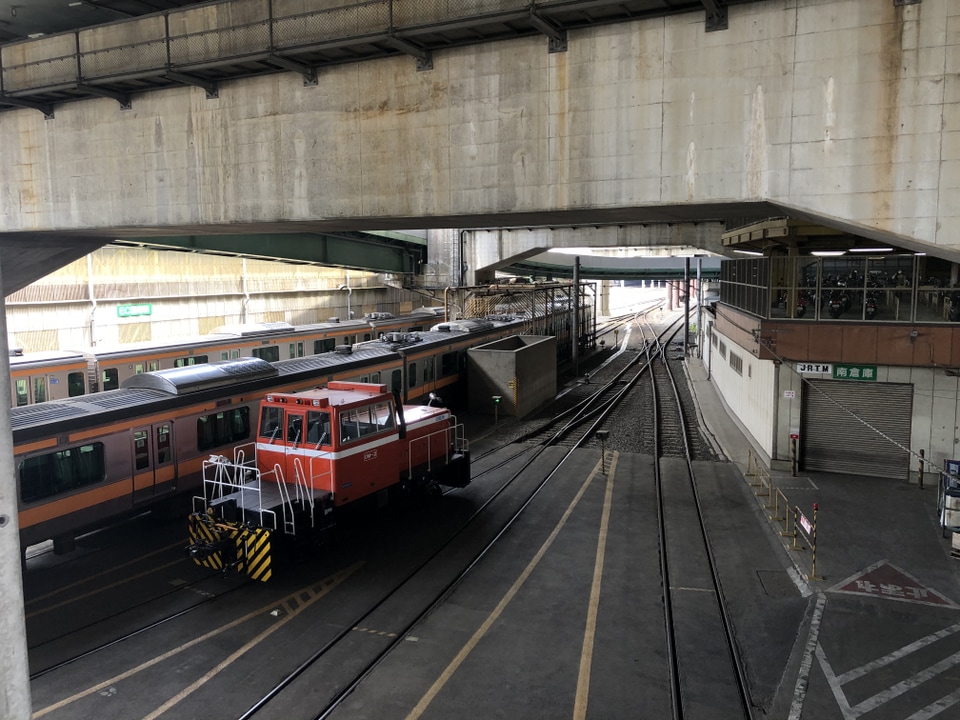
<box><xmin>1</xmin><ymin>0</ymin><xmax>958</xmax><ymax>258</ymax></box>
<box><xmin>467</xmin><ymin>335</ymin><xmax>557</xmax><ymax>417</ymax></box>
<box><xmin>3</xmin><ymin>246</ymin><xmax>421</xmax><ymax>352</ymax></box>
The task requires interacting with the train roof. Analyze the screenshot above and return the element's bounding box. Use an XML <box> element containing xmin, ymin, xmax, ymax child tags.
<box><xmin>8</xmin><ymin>316</ymin><xmax>528</xmax><ymax>440</ymax></box>
<box><xmin>122</xmin><ymin>357</ymin><xmax>278</xmax><ymax>394</ymax></box>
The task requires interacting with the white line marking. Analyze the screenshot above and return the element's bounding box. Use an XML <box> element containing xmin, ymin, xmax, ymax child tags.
<box><xmin>837</xmin><ymin>622</ymin><xmax>960</xmax><ymax>684</ymax></box>
<box><xmin>815</xmin><ymin>644</ymin><xmax>856</xmax><ymax>720</ymax></box>
<box><xmin>906</xmin><ymin>686</ymin><xmax>960</xmax><ymax>719</ymax></box>
<box><xmin>787</xmin><ymin>566</ymin><xmax>812</xmax><ymax>598</ymax></box>
<box><xmin>787</xmin><ymin>592</ymin><xmax>827</xmax><ymax>720</ymax></box>
<box><xmin>851</xmin><ymin>649</ymin><xmax>960</xmax><ymax>717</ymax></box>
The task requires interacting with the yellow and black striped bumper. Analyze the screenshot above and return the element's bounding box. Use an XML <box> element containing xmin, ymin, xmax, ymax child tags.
<box><xmin>187</xmin><ymin>513</ymin><xmax>273</xmax><ymax>582</ymax></box>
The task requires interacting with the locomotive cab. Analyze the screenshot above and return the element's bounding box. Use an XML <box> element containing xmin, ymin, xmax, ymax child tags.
<box><xmin>187</xmin><ymin>381</ymin><xmax>470</xmax><ymax>580</ymax></box>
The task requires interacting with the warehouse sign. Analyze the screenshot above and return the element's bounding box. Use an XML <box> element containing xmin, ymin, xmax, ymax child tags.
<box><xmin>833</xmin><ymin>363</ymin><xmax>876</xmax><ymax>381</ymax></box>
<box><xmin>117</xmin><ymin>303</ymin><xmax>152</xmax><ymax>318</ymax></box>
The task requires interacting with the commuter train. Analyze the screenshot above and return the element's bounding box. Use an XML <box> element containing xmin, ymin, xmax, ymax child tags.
<box><xmin>186</xmin><ymin>380</ymin><xmax>469</xmax><ymax>580</ymax></box>
<box><xmin>8</xmin><ymin>307</ymin><xmax>444</xmax><ymax>408</ymax></box>
<box><xmin>13</xmin><ymin>314</ymin><xmax>567</xmax><ymax>560</ymax></box>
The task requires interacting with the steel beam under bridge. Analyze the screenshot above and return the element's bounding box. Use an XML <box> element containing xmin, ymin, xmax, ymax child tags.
<box><xmin>114</xmin><ymin>230</ymin><xmax>427</xmax><ymax>274</ymax></box>
<box><xmin>504</xmin><ymin>254</ymin><xmax>721</xmax><ymax>281</ymax></box>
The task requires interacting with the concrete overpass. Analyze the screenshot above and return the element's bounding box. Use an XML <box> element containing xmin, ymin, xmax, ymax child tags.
<box><xmin>0</xmin><ymin>0</ymin><xmax>957</xmax><ymax>292</ymax></box>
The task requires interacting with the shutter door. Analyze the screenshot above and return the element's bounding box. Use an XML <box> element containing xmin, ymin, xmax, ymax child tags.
<box><xmin>801</xmin><ymin>379</ymin><xmax>912</xmax><ymax>479</ymax></box>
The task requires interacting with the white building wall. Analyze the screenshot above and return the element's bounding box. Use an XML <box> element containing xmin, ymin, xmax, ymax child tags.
<box><xmin>703</xmin><ymin>323</ymin><xmax>778</xmax><ymax>461</ymax></box>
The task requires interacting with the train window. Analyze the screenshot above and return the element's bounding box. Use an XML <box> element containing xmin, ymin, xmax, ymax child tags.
<box><xmin>134</xmin><ymin>361</ymin><xmax>160</xmax><ymax>374</ymax></box>
<box><xmin>220</xmin><ymin>349</ymin><xmax>240</xmax><ymax>361</ymax></box>
<box><xmin>156</xmin><ymin>424</ymin><xmax>172</xmax><ymax>464</ymax></box>
<box><xmin>408</xmin><ymin>363</ymin><xmax>418</xmax><ymax>389</ymax></box>
<box><xmin>371</xmin><ymin>372</ymin><xmax>381</xmax><ymax>384</ymax></box>
<box><xmin>423</xmin><ymin>357</ymin><xmax>435</xmax><ymax>383</ymax></box>
<box><xmin>391</xmin><ymin>370</ymin><xmax>402</xmax><ymax>395</ymax></box>
<box><xmin>345</xmin><ymin>335</ymin><xmax>356</xmax><ymax>346</ymax></box>
<box><xmin>33</xmin><ymin>377</ymin><xmax>47</xmax><ymax>404</ymax></box>
<box><xmin>197</xmin><ymin>408</ymin><xmax>251</xmax><ymax>451</ymax></box>
<box><xmin>14</xmin><ymin>379</ymin><xmax>28</xmax><ymax>407</ymax></box>
<box><xmin>174</xmin><ymin>356</ymin><xmax>209</xmax><ymax>368</ymax></box>
<box><xmin>363</xmin><ymin>333</ymin><xmax>372</xmax><ymax>342</ymax></box>
<box><xmin>134</xmin><ymin>430</ymin><xmax>149</xmax><ymax>470</ymax></box>
<box><xmin>68</xmin><ymin>372</ymin><xmax>85</xmax><ymax>397</ymax></box>
<box><xmin>306</xmin><ymin>411</ymin><xmax>331</xmax><ymax>445</ymax></box>
<box><xmin>19</xmin><ymin>443</ymin><xmax>106</xmax><ymax>504</ymax></box>
<box><xmin>441</xmin><ymin>352</ymin><xmax>458</xmax><ymax>377</ymax></box>
<box><xmin>101</xmin><ymin>368</ymin><xmax>120</xmax><ymax>391</ymax></box>
<box><xmin>259</xmin><ymin>406</ymin><xmax>283</xmax><ymax>442</ymax></box>
<box><xmin>289</xmin><ymin>342</ymin><xmax>305</xmax><ymax>359</ymax></box>
<box><xmin>315</xmin><ymin>338</ymin><xmax>336</xmax><ymax>354</ymax></box>
<box><xmin>253</xmin><ymin>346</ymin><xmax>280</xmax><ymax>363</ymax></box>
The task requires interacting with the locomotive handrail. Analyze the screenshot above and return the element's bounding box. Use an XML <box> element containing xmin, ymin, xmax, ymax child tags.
<box><xmin>408</xmin><ymin>421</ymin><xmax>466</xmax><ymax>478</ymax></box>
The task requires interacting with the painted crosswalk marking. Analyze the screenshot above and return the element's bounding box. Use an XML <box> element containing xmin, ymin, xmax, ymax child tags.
<box><xmin>816</xmin><ymin>621</ymin><xmax>960</xmax><ymax>719</ymax></box>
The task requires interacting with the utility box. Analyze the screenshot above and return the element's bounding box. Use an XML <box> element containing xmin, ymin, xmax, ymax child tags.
<box><xmin>467</xmin><ymin>335</ymin><xmax>556</xmax><ymax>418</ymax></box>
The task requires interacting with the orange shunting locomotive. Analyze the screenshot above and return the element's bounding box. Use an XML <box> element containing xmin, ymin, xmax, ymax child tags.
<box><xmin>186</xmin><ymin>381</ymin><xmax>470</xmax><ymax>580</ymax></box>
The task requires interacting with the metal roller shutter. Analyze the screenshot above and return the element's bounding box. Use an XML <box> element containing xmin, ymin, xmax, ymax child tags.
<box><xmin>801</xmin><ymin>379</ymin><xmax>913</xmax><ymax>479</ymax></box>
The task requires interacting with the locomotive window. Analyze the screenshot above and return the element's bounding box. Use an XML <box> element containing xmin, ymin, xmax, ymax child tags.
<box><xmin>174</xmin><ymin>355</ymin><xmax>208</xmax><ymax>368</ymax></box>
<box><xmin>197</xmin><ymin>408</ymin><xmax>251</xmax><ymax>451</ymax></box>
<box><xmin>104</xmin><ymin>364</ymin><xmax>123</xmax><ymax>385</ymax></box>
<box><xmin>134</xmin><ymin>430</ymin><xmax>149</xmax><ymax>470</ymax></box>
<box><xmin>14</xmin><ymin>379</ymin><xmax>28</xmax><ymax>407</ymax></box>
<box><xmin>68</xmin><ymin>372</ymin><xmax>85</xmax><ymax>397</ymax></box>
<box><xmin>306</xmin><ymin>411</ymin><xmax>331</xmax><ymax>445</ymax></box>
<box><xmin>287</xmin><ymin>415</ymin><xmax>303</xmax><ymax>443</ymax></box>
<box><xmin>156</xmin><ymin>424</ymin><xmax>172</xmax><ymax>464</ymax></box>
<box><xmin>441</xmin><ymin>352</ymin><xmax>458</xmax><ymax>377</ymax></box>
<box><xmin>339</xmin><ymin>403</ymin><xmax>393</xmax><ymax>444</ymax></box>
<box><xmin>253</xmin><ymin>346</ymin><xmax>280</xmax><ymax>363</ymax></box>
<box><xmin>259</xmin><ymin>406</ymin><xmax>283</xmax><ymax>442</ymax></box>
<box><xmin>19</xmin><ymin>443</ymin><xmax>106</xmax><ymax>504</ymax></box>
<box><xmin>408</xmin><ymin>363</ymin><xmax>418</xmax><ymax>389</ymax></box>
<box><xmin>374</xmin><ymin>401</ymin><xmax>395</xmax><ymax>431</ymax></box>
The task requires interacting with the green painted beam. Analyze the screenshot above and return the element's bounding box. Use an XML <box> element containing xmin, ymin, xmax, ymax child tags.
<box><xmin>505</xmin><ymin>260</ymin><xmax>721</xmax><ymax>281</ymax></box>
<box><xmin>115</xmin><ymin>231</ymin><xmax>426</xmax><ymax>273</ymax></box>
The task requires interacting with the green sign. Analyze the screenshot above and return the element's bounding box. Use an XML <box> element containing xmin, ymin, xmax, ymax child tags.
<box><xmin>833</xmin><ymin>364</ymin><xmax>877</xmax><ymax>381</ymax></box>
<box><xmin>117</xmin><ymin>303</ymin><xmax>152</xmax><ymax>318</ymax></box>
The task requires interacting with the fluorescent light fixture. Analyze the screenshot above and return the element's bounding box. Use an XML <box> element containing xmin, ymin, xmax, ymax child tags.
<box><xmin>27</xmin><ymin>32</ymin><xmax>45</xmax><ymax>38</ymax></box>
<box><xmin>849</xmin><ymin>247</ymin><xmax>893</xmax><ymax>253</ymax></box>
<box><xmin>810</xmin><ymin>250</ymin><xmax>846</xmax><ymax>257</ymax></box>
<box><xmin>733</xmin><ymin>249</ymin><xmax>763</xmax><ymax>256</ymax></box>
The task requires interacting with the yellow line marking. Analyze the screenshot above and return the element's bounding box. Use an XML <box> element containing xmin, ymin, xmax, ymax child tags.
<box><xmin>33</xmin><ymin>561</ymin><xmax>364</xmax><ymax>719</ymax></box>
<box><xmin>406</xmin><ymin>453</ymin><xmax>612</xmax><ymax>720</ymax></box>
<box><xmin>574</xmin><ymin>451</ymin><xmax>618</xmax><ymax>720</ymax></box>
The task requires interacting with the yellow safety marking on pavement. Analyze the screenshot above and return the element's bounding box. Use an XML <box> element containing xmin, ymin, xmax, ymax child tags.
<box><xmin>406</xmin><ymin>452</ymin><xmax>612</xmax><ymax>720</ymax></box>
<box><xmin>574</xmin><ymin>451</ymin><xmax>619</xmax><ymax>720</ymax></box>
<box><xmin>25</xmin><ymin>540</ymin><xmax>187</xmax><ymax>610</ymax></box>
<box><xmin>33</xmin><ymin>561</ymin><xmax>365</xmax><ymax>719</ymax></box>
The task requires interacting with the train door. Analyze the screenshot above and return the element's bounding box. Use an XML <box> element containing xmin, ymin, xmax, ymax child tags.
<box><xmin>13</xmin><ymin>375</ymin><xmax>49</xmax><ymax>406</ymax></box>
<box><xmin>132</xmin><ymin>422</ymin><xmax>176</xmax><ymax>504</ymax></box>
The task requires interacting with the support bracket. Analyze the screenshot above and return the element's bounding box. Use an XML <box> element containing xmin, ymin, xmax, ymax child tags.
<box><xmin>385</xmin><ymin>36</ymin><xmax>433</xmax><ymax>71</ymax></box>
<box><xmin>269</xmin><ymin>54</ymin><xmax>318</xmax><ymax>86</ymax></box>
<box><xmin>529</xmin><ymin>11</ymin><xmax>567</xmax><ymax>53</ymax></box>
<box><xmin>700</xmin><ymin>0</ymin><xmax>728</xmax><ymax>32</ymax></box>
<box><xmin>0</xmin><ymin>94</ymin><xmax>54</xmax><ymax>118</ymax></box>
<box><xmin>76</xmin><ymin>83</ymin><xmax>131</xmax><ymax>109</ymax></box>
<box><xmin>166</xmin><ymin>71</ymin><xmax>219</xmax><ymax>99</ymax></box>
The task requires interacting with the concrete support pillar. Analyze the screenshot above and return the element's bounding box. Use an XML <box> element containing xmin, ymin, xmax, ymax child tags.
<box><xmin>573</xmin><ymin>257</ymin><xmax>580</xmax><ymax>377</ymax></box>
<box><xmin>666</xmin><ymin>281</ymin><xmax>674</xmax><ymax>311</ymax></box>
<box><xmin>0</xmin><ymin>260</ymin><xmax>33</xmax><ymax>718</ymax></box>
